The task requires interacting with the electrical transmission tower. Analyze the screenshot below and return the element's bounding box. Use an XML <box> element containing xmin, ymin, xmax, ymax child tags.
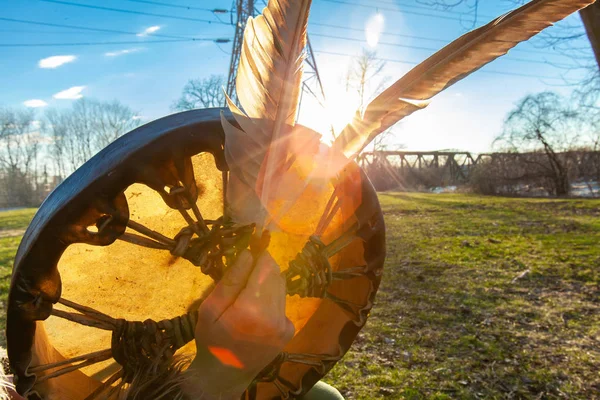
<box><xmin>225</xmin><ymin>0</ymin><xmax>254</xmax><ymax>106</ymax></box>
<box><xmin>299</xmin><ymin>38</ymin><xmax>328</xmax><ymax>112</ymax></box>
<box><xmin>225</xmin><ymin>0</ymin><xmax>328</xmax><ymax>115</ymax></box>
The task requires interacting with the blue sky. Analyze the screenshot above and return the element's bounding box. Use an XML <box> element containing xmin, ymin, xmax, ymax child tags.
<box><xmin>0</xmin><ymin>0</ymin><xmax>592</xmax><ymax>153</ymax></box>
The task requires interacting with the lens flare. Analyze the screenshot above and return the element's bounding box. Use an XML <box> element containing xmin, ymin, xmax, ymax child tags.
<box><xmin>365</xmin><ymin>13</ymin><xmax>385</xmax><ymax>48</ymax></box>
<box><xmin>207</xmin><ymin>346</ymin><xmax>245</xmax><ymax>369</ymax></box>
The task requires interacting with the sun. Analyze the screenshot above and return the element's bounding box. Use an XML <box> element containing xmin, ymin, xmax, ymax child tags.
<box><xmin>297</xmin><ymin>82</ymin><xmax>360</xmax><ymax>145</ymax></box>
<box><xmin>325</xmin><ymin>89</ymin><xmax>361</xmax><ymax>135</ymax></box>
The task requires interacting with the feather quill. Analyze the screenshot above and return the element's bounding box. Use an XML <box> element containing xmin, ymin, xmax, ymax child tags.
<box><xmin>332</xmin><ymin>0</ymin><xmax>596</xmax><ymax>160</ymax></box>
<box><xmin>222</xmin><ymin>0</ymin><xmax>313</xmax><ymax>226</ymax></box>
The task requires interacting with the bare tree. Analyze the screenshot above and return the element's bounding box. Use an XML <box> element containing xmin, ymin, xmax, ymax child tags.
<box><xmin>172</xmin><ymin>75</ymin><xmax>226</xmax><ymax>111</ymax></box>
<box><xmin>344</xmin><ymin>50</ymin><xmax>401</xmax><ymax>152</ymax></box>
<box><xmin>70</xmin><ymin>99</ymin><xmax>97</xmax><ymax>165</ymax></box>
<box><xmin>89</xmin><ymin>99</ymin><xmax>140</xmax><ymax>150</ymax></box>
<box><xmin>494</xmin><ymin>91</ymin><xmax>579</xmax><ymax>196</ymax></box>
<box><xmin>346</xmin><ymin>50</ymin><xmax>387</xmax><ymax>114</ymax></box>
<box><xmin>0</xmin><ymin>108</ymin><xmax>41</xmax><ymax>206</ymax></box>
<box><xmin>0</xmin><ymin>108</ymin><xmax>38</xmax><ymax>174</ymax></box>
<box><xmin>45</xmin><ymin>99</ymin><xmax>140</xmax><ymax>178</ymax></box>
<box><xmin>417</xmin><ymin>0</ymin><xmax>485</xmax><ymax>28</ymax></box>
<box><xmin>45</xmin><ymin>108</ymin><xmax>70</xmax><ymax>179</ymax></box>
<box><xmin>573</xmin><ymin>107</ymin><xmax>600</xmax><ymax>195</ymax></box>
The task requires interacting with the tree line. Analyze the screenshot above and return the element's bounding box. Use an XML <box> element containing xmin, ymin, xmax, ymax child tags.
<box><xmin>0</xmin><ymin>99</ymin><xmax>140</xmax><ymax>208</ymax></box>
<box><xmin>363</xmin><ymin>91</ymin><xmax>600</xmax><ymax>197</ymax></box>
<box><xmin>0</xmin><ymin>75</ymin><xmax>230</xmax><ymax>209</ymax></box>
<box><xmin>2</xmin><ymin>0</ymin><xmax>599</xmax><ymax>208</ymax></box>
<box><xmin>487</xmin><ymin>91</ymin><xmax>599</xmax><ymax>196</ymax></box>
<box><xmin>2</xmin><ymin>78</ymin><xmax>598</xmax><ymax>209</ymax></box>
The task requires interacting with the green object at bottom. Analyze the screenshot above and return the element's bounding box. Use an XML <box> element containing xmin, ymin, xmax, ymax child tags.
<box><xmin>302</xmin><ymin>382</ymin><xmax>344</xmax><ymax>400</ymax></box>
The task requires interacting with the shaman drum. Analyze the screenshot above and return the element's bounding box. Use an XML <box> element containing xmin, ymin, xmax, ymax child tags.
<box><xmin>7</xmin><ymin>108</ymin><xmax>385</xmax><ymax>399</ymax></box>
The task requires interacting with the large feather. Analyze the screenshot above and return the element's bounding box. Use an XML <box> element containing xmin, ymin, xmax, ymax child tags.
<box><xmin>222</xmin><ymin>0</ymin><xmax>312</xmax><ymax>226</ymax></box>
<box><xmin>332</xmin><ymin>0</ymin><xmax>596</xmax><ymax>160</ymax></box>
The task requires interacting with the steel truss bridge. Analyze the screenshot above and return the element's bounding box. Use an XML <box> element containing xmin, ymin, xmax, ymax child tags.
<box><xmin>357</xmin><ymin>151</ymin><xmax>600</xmax><ymax>188</ymax></box>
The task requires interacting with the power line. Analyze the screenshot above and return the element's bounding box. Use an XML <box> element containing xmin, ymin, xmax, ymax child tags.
<box><xmin>309</xmin><ymin>33</ymin><xmax>563</xmax><ymax>66</ymax></box>
<box><xmin>122</xmin><ymin>0</ymin><xmax>228</xmax><ymax>13</ymax></box>
<box><xmin>0</xmin><ymin>17</ymin><xmax>229</xmax><ymax>41</ymax></box>
<box><xmin>0</xmin><ymin>28</ymin><xmax>100</xmax><ymax>34</ymax></box>
<box><xmin>37</xmin><ymin>0</ymin><xmax>231</xmax><ymax>25</ymax></box>
<box><xmin>312</xmin><ymin>49</ymin><xmax>565</xmax><ymax>80</ymax></box>
<box><xmin>1</xmin><ymin>15</ymin><xmax>445</xmax><ymax>46</ymax></box>
<box><xmin>321</xmin><ymin>0</ymin><xmax>474</xmax><ymax>22</ymax></box>
<box><xmin>312</xmin><ymin>22</ymin><xmax>447</xmax><ymax>44</ymax></box>
<box><xmin>7</xmin><ymin>2</ymin><xmax>557</xmax><ymax>59</ymax></box>
<box><xmin>1</xmin><ymin>16</ymin><xmax>555</xmax><ymax>59</ymax></box>
<box><xmin>0</xmin><ymin>16</ymin><xmax>455</xmax><ymax>60</ymax></box>
<box><xmin>348</xmin><ymin>0</ymin><xmax>462</xmax><ymax>9</ymax></box>
<box><xmin>309</xmin><ymin>21</ymin><xmax>558</xmax><ymax>56</ymax></box>
<box><xmin>0</xmin><ymin>39</ymin><xmax>225</xmax><ymax>47</ymax></box>
<box><xmin>320</xmin><ymin>0</ymin><xmax>496</xmax><ymax>20</ymax></box>
<box><xmin>29</xmin><ymin>0</ymin><xmax>556</xmax><ymax>57</ymax></box>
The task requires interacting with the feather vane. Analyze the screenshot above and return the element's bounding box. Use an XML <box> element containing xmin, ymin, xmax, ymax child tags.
<box><xmin>332</xmin><ymin>0</ymin><xmax>596</xmax><ymax>160</ymax></box>
<box><xmin>223</xmin><ymin>0</ymin><xmax>313</xmax><ymax>226</ymax></box>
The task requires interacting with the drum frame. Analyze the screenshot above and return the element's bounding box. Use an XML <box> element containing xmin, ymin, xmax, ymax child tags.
<box><xmin>7</xmin><ymin>108</ymin><xmax>385</xmax><ymax>399</ymax></box>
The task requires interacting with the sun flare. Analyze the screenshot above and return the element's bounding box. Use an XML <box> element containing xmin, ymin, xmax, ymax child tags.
<box><xmin>365</xmin><ymin>13</ymin><xmax>385</xmax><ymax>48</ymax></box>
<box><xmin>325</xmin><ymin>89</ymin><xmax>360</xmax><ymax>134</ymax></box>
<box><xmin>297</xmin><ymin>79</ymin><xmax>361</xmax><ymax>144</ymax></box>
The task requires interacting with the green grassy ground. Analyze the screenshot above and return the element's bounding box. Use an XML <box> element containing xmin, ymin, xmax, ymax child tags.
<box><xmin>325</xmin><ymin>193</ymin><xmax>600</xmax><ymax>399</ymax></box>
<box><xmin>0</xmin><ymin>208</ymin><xmax>36</xmax><ymax>340</ymax></box>
<box><xmin>0</xmin><ymin>208</ymin><xmax>36</xmax><ymax>232</ymax></box>
<box><xmin>0</xmin><ymin>196</ymin><xmax>599</xmax><ymax>399</ymax></box>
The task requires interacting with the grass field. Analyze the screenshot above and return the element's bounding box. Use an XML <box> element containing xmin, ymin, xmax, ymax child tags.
<box><xmin>0</xmin><ymin>195</ymin><xmax>599</xmax><ymax>399</ymax></box>
<box><xmin>325</xmin><ymin>194</ymin><xmax>600</xmax><ymax>399</ymax></box>
<box><xmin>0</xmin><ymin>208</ymin><xmax>36</xmax><ymax>340</ymax></box>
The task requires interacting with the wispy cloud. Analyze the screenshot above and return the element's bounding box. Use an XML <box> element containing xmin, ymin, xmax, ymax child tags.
<box><xmin>23</xmin><ymin>99</ymin><xmax>48</xmax><ymax>108</ymax></box>
<box><xmin>137</xmin><ymin>26</ymin><xmax>161</xmax><ymax>37</ymax></box>
<box><xmin>53</xmin><ymin>86</ymin><xmax>86</xmax><ymax>100</ymax></box>
<box><xmin>38</xmin><ymin>55</ymin><xmax>76</xmax><ymax>69</ymax></box>
<box><xmin>104</xmin><ymin>48</ymin><xmax>142</xmax><ymax>57</ymax></box>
